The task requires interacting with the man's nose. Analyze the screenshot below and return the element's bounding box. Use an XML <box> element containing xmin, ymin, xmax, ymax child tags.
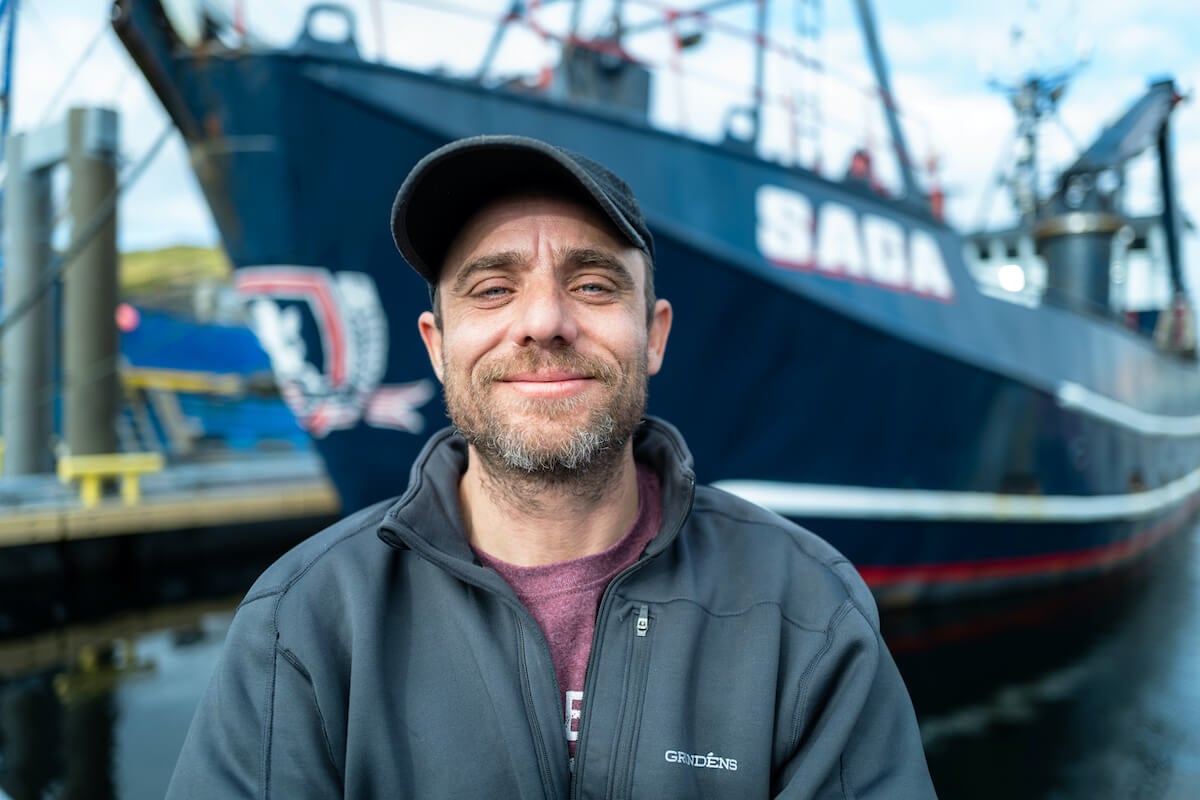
<box><xmin>511</xmin><ymin>278</ymin><xmax>578</xmax><ymax>346</ymax></box>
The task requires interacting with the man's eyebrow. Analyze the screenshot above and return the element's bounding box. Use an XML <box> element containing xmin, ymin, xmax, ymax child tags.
<box><xmin>449</xmin><ymin>251</ymin><xmax>526</xmax><ymax>295</ymax></box>
<box><xmin>562</xmin><ymin>247</ymin><xmax>636</xmax><ymax>288</ymax></box>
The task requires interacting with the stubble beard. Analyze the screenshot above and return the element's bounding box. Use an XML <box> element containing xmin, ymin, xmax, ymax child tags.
<box><xmin>443</xmin><ymin>347</ymin><xmax>647</xmax><ymax>502</ymax></box>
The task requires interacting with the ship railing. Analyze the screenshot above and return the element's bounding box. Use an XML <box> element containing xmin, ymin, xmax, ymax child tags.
<box><xmin>210</xmin><ymin>0</ymin><xmax>943</xmax><ymax>206</ymax></box>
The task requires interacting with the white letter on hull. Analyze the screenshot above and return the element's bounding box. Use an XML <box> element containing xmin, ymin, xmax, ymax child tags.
<box><xmin>756</xmin><ymin>185</ymin><xmax>814</xmax><ymax>268</ymax></box>
<box><xmin>816</xmin><ymin>202</ymin><xmax>866</xmax><ymax>279</ymax></box>
<box><xmin>862</xmin><ymin>214</ymin><xmax>908</xmax><ymax>288</ymax></box>
<box><xmin>909</xmin><ymin>230</ymin><xmax>955</xmax><ymax>300</ymax></box>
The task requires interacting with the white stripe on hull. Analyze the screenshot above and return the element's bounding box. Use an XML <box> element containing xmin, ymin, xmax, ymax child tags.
<box><xmin>1057</xmin><ymin>381</ymin><xmax>1200</xmax><ymax>437</ymax></box>
<box><xmin>714</xmin><ymin>464</ymin><xmax>1200</xmax><ymax>523</ymax></box>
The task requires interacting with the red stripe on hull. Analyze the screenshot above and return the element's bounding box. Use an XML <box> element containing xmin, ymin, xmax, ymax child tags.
<box><xmin>858</xmin><ymin>494</ymin><xmax>1200</xmax><ymax>590</ymax></box>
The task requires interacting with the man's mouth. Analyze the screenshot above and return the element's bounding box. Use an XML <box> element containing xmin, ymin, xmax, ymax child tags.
<box><xmin>501</xmin><ymin>370</ymin><xmax>590</xmax><ymax>383</ymax></box>
<box><xmin>497</xmin><ymin>369</ymin><xmax>595</xmax><ymax>399</ymax></box>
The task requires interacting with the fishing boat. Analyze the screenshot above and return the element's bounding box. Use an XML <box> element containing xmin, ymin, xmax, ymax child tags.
<box><xmin>112</xmin><ymin>0</ymin><xmax>1200</xmax><ymax>606</ymax></box>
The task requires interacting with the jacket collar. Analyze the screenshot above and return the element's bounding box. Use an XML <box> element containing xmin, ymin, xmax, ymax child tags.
<box><xmin>377</xmin><ymin>416</ymin><xmax>696</xmax><ymax>565</ymax></box>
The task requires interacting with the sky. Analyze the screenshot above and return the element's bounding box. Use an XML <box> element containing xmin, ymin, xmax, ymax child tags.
<box><xmin>7</xmin><ymin>0</ymin><xmax>1200</xmax><ymax>304</ymax></box>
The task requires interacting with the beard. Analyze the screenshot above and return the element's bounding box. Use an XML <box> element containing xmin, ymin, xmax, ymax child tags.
<box><xmin>442</xmin><ymin>345</ymin><xmax>647</xmax><ymax>481</ymax></box>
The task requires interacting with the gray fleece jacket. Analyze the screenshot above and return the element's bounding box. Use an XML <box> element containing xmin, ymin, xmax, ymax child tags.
<box><xmin>167</xmin><ymin>417</ymin><xmax>936</xmax><ymax>798</ymax></box>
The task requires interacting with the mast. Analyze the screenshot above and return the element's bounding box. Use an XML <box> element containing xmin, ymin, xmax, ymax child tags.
<box><xmin>1011</xmin><ymin>79</ymin><xmax>1043</xmax><ymax>223</ymax></box>
<box><xmin>850</xmin><ymin>0</ymin><xmax>920</xmax><ymax>201</ymax></box>
<box><xmin>751</xmin><ymin>0</ymin><xmax>766</xmax><ymax>147</ymax></box>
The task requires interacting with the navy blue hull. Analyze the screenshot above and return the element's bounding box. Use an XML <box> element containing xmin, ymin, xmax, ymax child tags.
<box><xmin>114</xmin><ymin>4</ymin><xmax>1200</xmax><ymax>604</ymax></box>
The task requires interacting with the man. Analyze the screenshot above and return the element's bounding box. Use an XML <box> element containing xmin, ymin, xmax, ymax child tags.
<box><xmin>167</xmin><ymin>135</ymin><xmax>936</xmax><ymax>798</ymax></box>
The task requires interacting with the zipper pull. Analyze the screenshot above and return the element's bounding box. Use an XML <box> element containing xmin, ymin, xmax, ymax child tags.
<box><xmin>635</xmin><ymin>604</ymin><xmax>649</xmax><ymax>637</ymax></box>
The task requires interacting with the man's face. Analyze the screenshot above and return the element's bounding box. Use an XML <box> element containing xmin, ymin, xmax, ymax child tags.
<box><xmin>418</xmin><ymin>194</ymin><xmax>671</xmax><ymax>476</ymax></box>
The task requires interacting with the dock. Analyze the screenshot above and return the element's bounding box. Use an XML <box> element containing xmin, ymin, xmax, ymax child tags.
<box><xmin>0</xmin><ymin>449</ymin><xmax>340</xmax><ymax>548</ymax></box>
<box><xmin>0</xmin><ymin>104</ymin><xmax>340</xmax><ymax>553</ymax></box>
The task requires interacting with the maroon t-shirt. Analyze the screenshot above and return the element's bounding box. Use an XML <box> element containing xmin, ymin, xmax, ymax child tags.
<box><xmin>475</xmin><ymin>463</ymin><xmax>662</xmax><ymax>758</ymax></box>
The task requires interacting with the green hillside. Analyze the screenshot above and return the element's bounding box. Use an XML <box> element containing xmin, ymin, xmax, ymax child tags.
<box><xmin>120</xmin><ymin>245</ymin><xmax>231</xmax><ymax>293</ymax></box>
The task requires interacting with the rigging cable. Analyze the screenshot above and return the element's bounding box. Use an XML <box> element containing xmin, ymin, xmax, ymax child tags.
<box><xmin>973</xmin><ymin>124</ymin><xmax>1020</xmax><ymax>231</ymax></box>
<box><xmin>1050</xmin><ymin>110</ymin><xmax>1083</xmax><ymax>155</ymax></box>
<box><xmin>35</xmin><ymin>12</ymin><xmax>111</xmax><ymax>126</ymax></box>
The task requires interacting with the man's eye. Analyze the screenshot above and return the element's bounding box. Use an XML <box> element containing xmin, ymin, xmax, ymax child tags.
<box><xmin>576</xmin><ymin>282</ymin><xmax>613</xmax><ymax>295</ymax></box>
<box><xmin>474</xmin><ymin>285</ymin><xmax>511</xmax><ymax>299</ymax></box>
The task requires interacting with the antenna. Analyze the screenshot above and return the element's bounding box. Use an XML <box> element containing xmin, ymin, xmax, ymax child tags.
<box><xmin>983</xmin><ymin>6</ymin><xmax>1089</xmax><ymax>222</ymax></box>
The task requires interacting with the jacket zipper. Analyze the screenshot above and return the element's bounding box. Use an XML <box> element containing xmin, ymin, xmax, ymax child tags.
<box><xmin>608</xmin><ymin>604</ymin><xmax>653</xmax><ymax>799</ymax></box>
<box><xmin>570</xmin><ymin>475</ymin><xmax>694</xmax><ymax>799</ymax></box>
<box><xmin>514</xmin><ymin>612</ymin><xmax>560</xmax><ymax>800</ymax></box>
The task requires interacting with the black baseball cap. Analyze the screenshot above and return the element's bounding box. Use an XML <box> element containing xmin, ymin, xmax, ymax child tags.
<box><xmin>391</xmin><ymin>135</ymin><xmax>654</xmax><ymax>285</ymax></box>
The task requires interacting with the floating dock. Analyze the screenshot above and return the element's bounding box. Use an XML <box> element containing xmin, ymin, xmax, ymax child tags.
<box><xmin>0</xmin><ymin>449</ymin><xmax>340</xmax><ymax>549</ymax></box>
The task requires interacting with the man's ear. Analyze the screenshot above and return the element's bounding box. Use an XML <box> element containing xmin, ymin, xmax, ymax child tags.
<box><xmin>646</xmin><ymin>299</ymin><xmax>672</xmax><ymax>376</ymax></box>
<box><xmin>418</xmin><ymin>311</ymin><xmax>445</xmax><ymax>382</ymax></box>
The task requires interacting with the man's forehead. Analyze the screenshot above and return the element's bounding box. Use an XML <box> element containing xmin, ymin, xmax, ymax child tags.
<box><xmin>442</xmin><ymin>192</ymin><xmax>640</xmax><ymax>277</ymax></box>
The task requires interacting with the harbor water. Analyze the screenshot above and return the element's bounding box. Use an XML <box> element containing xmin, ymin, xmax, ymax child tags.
<box><xmin>1</xmin><ymin>522</ymin><xmax>1198</xmax><ymax>799</ymax></box>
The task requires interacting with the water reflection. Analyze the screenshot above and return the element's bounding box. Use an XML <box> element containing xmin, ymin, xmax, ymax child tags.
<box><xmin>1</xmin><ymin>677</ymin><xmax>60</xmax><ymax>800</ymax></box>
<box><xmin>0</xmin><ymin>601</ymin><xmax>235</xmax><ymax>800</ymax></box>
<box><xmin>887</xmin><ymin>526</ymin><xmax>1200</xmax><ymax>799</ymax></box>
<box><xmin>0</xmin><ymin>521</ymin><xmax>319</xmax><ymax>800</ymax></box>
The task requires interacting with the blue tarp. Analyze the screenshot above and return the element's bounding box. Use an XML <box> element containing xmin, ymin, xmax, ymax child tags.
<box><xmin>120</xmin><ymin>307</ymin><xmax>272</xmax><ymax>374</ymax></box>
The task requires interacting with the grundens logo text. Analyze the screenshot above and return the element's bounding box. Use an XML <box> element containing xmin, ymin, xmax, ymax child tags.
<box><xmin>664</xmin><ymin>750</ymin><xmax>739</xmax><ymax>771</ymax></box>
